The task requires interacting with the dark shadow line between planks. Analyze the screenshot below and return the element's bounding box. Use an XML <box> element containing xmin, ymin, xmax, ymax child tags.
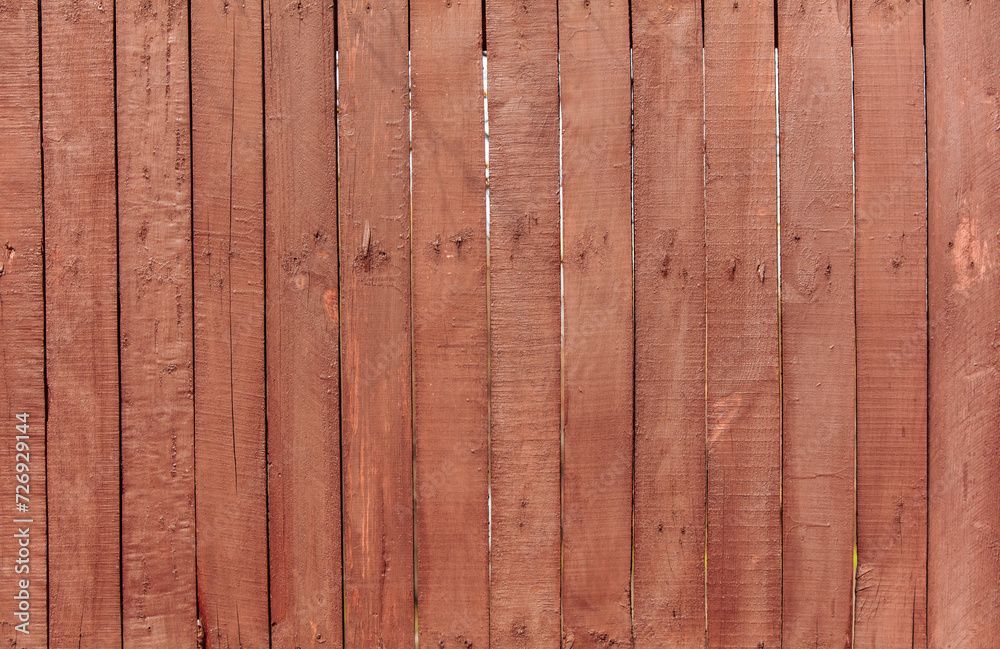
<box><xmin>700</xmin><ymin>2</ymin><xmax>708</xmax><ymax>643</ymax></box>
<box><xmin>186</xmin><ymin>0</ymin><xmax>201</xmax><ymax>640</ymax></box>
<box><xmin>626</xmin><ymin>0</ymin><xmax>637</xmax><ymax>638</ymax></box>
<box><xmin>921</xmin><ymin>0</ymin><xmax>930</xmax><ymax>641</ymax></box>
<box><xmin>555</xmin><ymin>0</ymin><xmax>565</xmax><ymax>638</ymax></box>
<box><xmin>260</xmin><ymin>0</ymin><xmax>273</xmax><ymax>643</ymax></box>
<box><xmin>35</xmin><ymin>0</ymin><xmax>51</xmax><ymax>641</ymax></box>
<box><xmin>772</xmin><ymin>1</ymin><xmax>783</xmax><ymax>646</ymax></box>
<box><xmin>848</xmin><ymin>0</ymin><xmax>859</xmax><ymax>645</ymax></box>
<box><xmin>111</xmin><ymin>0</ymin><xmax>125</xmax><ymax>644</ymax></box>
<box><xmin>332</xmin><ymin>2</ymin><xmax>347</xmax><ymax>647</ymax></box>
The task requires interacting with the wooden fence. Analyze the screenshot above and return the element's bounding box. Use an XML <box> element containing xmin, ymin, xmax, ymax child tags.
<box><xmin>0</xmin><ymin>0</ymin><xmax>997</xmax><ymax>647</ymax></box>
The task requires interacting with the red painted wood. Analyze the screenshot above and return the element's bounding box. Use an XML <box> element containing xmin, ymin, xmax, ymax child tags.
<box><xmin>411</xmin><ymin>1</ymin><xmax>490</xmax><ymax>647</ymax></box>
<box><xmin>485</xmin><ymin>0</ymin><xmax>562</xmax><ymax>645</ymax></box>
<box><xmin>854</xmin><ymin>1</ymin><xmax>928</xmax><ymax>646</ymax></box>
<box><xmin>927</xmin><ymin>2</ymin><xmax>1000</xmax><ymax>646</ymax></box>
<box><xmin>337</xmin><ymin>0</ymin><xmax>415</xmax><ymax>645</ymax></box>
<box><xmin>190</xmin><ymin>0</ymin><xmax>270</xmax><ymax>645</ymax></box>
<box><xmin>632</xmin><ymin>2</ymin><xmax>706</xmax><ymax>645</ymax></box>
<box><xmin>704</xmin><ymin>1</ymin><xmax>781</xmax><ymax>646</ymax></box>
<box><xmin>41</xmin><ymin>0</ymin><xmax>121</xmax><ymax>644</ymax></box>
<box><xmin>777</xmin><ymin>2</ymin><xmax>855</xmax><ymax>646</ymax></box>
<box><xmin>117</xmin><ymin>0</ymin><xmax>198</xmax><ymax>643</ymax></box>
<box><xmin>559</xmin><ymin>0</ymin><xmax>633</xmax><ymax>646</ymax></box>
<box><xmin>264</xmin><ymin>0</ymin><xmax>343</xmax><ymax>646</ymax></box>
<box><xmin>0</xmin><ymin>3</ymin><xmax>46</xmax><ymax>645</ymax></box>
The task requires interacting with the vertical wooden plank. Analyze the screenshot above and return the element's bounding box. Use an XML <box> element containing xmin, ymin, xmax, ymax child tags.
<box><xmin>0</xmin><ymin>2</ymin><xmax>46</xmax><ymax>645</ymax></box>
<box><xmin>411</xmin><ymin>1</ymin><xmax>489</xmax><ymax>648</ymax></box>
<box><xmin>190</xmin><ymin>0</ymin><xmax>270</xmax><ymax>646</ymax></box>
<box><xmin>116</xmin><ymin>0</ymin><xmax>198</xmax><ymax>642</ymax></box>
<box><xmin>631</xmin><ymin>1</ymin><xmax>706</xmax><ymax>645</ymax></box>
<box><xmin>559</xmin><ymin>1</ymin><xmax>633</xmax><ymax>647</ymax></box>
<box><xmin>263</xmin><ymin>0</ymin><xmax>342</xmax><ymax>647</ymax></box>
<box><xmin>927</xmin><ymin>2</ymin><xmax>1000</xmax><ymax>646</ymax></box>
<box><xmin>41</xmin><ymin>0</ymin><xmax>121</xmax><ymax>645</ymax></box>
<box><xmin>485</xmin><ymin>0</ymin><xmax>561</xmax><ymax>645</ymax></box>
<box><xmin>853</xmin><ymin>1</ymin><xmax>927</xmax><ymax>646</ymax></box>
<box><xmin>703</xmin><ymin>1</ymin><xmax>780</xmax><ymax>647</ymax></box>
<box><xmin>337</xmin><ymin>0</ymin><xmax>414</xmax><ymax>646</ymax></box>
<box><xmin>776</xmin><ymin>2</ymin><xmax>855</xmax><ymax>646</ymax></box>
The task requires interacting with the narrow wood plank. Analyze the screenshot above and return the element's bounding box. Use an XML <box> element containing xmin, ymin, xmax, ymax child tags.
<box><xmin>411</xmin><ymin>1</ymin><xmax>489</xmax><ymax>647</ymax></box>
<box><xmin>631</xmin><ymin>1</ymin><xmax>706</xmax><ymax>645</ymax></box>
<box><xmin>116</xmin><ymin>0</ymin><xmax>198</xmax><ymax>642</ymax></box>
<box><xmin>703</xmin><ymin>1</ymin><xmax>780</xmax><ymax>647</ymax></box>
<box><xmin>337</xmin><ymin>0</ymin><xmax>414</xmax><ymax>645</ymax></box>
<box><xmin>853</xmin><ymin>1</ymin><xmax>927</xmax><ymax>646</ymax></box>
<box><xmin>190</xmin><ymin>1</ymin><xmax>270</xmax><ymax>646</ymax></box>
<box><xmin>263</xmin><ymin>0</ymin><xmax>343</xmax><ymax>647</ymax></box>
<box><xmin>927</xmin><ymin>2</ymin><xmax>1000</xmax><ymax>646</ymax></box>
<box><xmin>0</xmin><ymin>2</ymin><xmax>46</xmax><ymax>645</ymax></box>
<box><xmin>41</xmin><ymin>0</ymin><xmax>121</xmax><ymax>645</ymax></box>
<box><xmin>559</xmin><ymin>1</ymin><xmax>633</xmax><ymax>646</ymax></box>
<box><xmin>485</xmin><ymin>0</ymin><xmax>562</xmax><ymax>645</ymax></box>
<box><xmin>776</xmin><ymin>2</ymin><xmax>855</xmax><ymax>646</ymax></box>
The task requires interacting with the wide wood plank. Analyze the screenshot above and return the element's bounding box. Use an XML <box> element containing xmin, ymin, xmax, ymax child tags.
<box><xmin>559</xmin><ymin>0</ymin><xmax>633</xmax><ymax>646</ymax></box>
<box><xmin>853</xmin><ymin>1</ymin><xmax>927</xmax><ymax>646</ymax></box>
<box><xmin>703</xmin><ymin>1</ymin><xmax>780</xmax><ymax>647</ymax></box>
<box><xmin>485</xmin><ymin>0</ymin><xmax>562</xmax><ymax>645</ymax></box>
<box><xmin>263</xmin><ymin>0</ymin><xmax>342</xmax><ymax>646</ymax></box>
<box><xmin>116</xmin><ymin>0</ymin><xmax>198</xmax><ymax>643</ymax></box>
<box><xmin>190</xmin><ymin>0</ymin><xmax>270</xmax><ymax>646</ymax></box>
<box><xmin>776</xmin><ymin>2</ymin><xmax>855</xmax><ymax>646</ymax></box>
<box><xmin>411</xmin><ymin>2</ymin><xmax>489</xmax><ymax>647</ymax></box>
<box><xmin>41</xmin><ymin>0</ymin><xmax>120</xmax><ymax>645</ymax></box>
<box><xmin>337</xmin><ymin>0</ymin><xmax>414</xmax><ymax>645</ymax></box>
<box><xmin>631</xmin><ymin>1</ymin><xmax>706</xmax><ymax>645</ymax></box>
<box><xmin>0</xmin><ymin>2</ymin><xmax>46</xmax><ymax>644</ymax></box>
<box><xmin>927</xmin><ymin>2</ymin><xmax>1000</xmax><ymax>646</ymax></box>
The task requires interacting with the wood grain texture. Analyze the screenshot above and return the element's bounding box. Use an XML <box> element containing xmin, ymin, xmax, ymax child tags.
<box><xmin>116</xmin><ymin>0</ymin><xmax>198</xmax><ymax>642</ymax></box>
<box><xmin>703</xmin><ymin>1</ymin><xmax>780</xmax><ymax>647</ymax></box>
<box><xmin>485</xmin><ymin>0</ymin><xmax>562</xmax><ymax>645</ymax></box>
<box><xmin>411</xmin><ymin>1</ymin><xmax>489</xmax><ymax>647</ymax></box>
<box><xmin>631</xmin><ymin>1</ymin><xmax>706</xmax><ymax>645</ymax></box>
<box><xmin>559</xmin><ymin>0</ymin><xmax>633</xmax><ymax>646</ymax></box>
<box><xmin>927</xmin><ymin>2</ymin><xmax>1000</xmax><ymax>647</ymax></box>
<box><xmin>776</xmin><ymin>2</ymin><xmax>855</xmax><ymax>646</ymax></box>
<box><xmin>190</xmin><ymin>0</ymin><xmax>269</xmax><ymax>646</ymax></box>
<box><xmin>853</xmin><ymin>1</ymin><xmax>927</xmax><ymax>646</ymax></box>
<box><xmin>0</xmin><ymin>2</ymin><xmax>46</xmax><ymax>645</ymax></box>
<box><xmin>337</xmin><ymin>0</ymin><xmax>414</xmax><ymax>646</ymax></box>
<box><xmin>41</xmin><ymin>0</ymin><xmax>121</xmax><ymax>645</ymax></box>
<box><xmin>263</xmin><ymin>0</ymin><xmax>342</xmax><ymax>646</ymax></box>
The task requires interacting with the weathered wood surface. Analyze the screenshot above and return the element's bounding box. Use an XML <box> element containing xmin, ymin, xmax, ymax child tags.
<box><xmin>0</xmin><ymin>2</ymin><xmax>47</xmax><ymax>645</ymax></box>
<box><xmin>264</xmin><ymin>0</ymin><xmax>343</xmax><ymax>646</ymax></box>
<box><xmin>411</xmin><ymin>0</ymin><xmax>490</xmax><ymax>647</ymax></box>
<box><xmin>928</xmin><ymin>2</ymin><xmax>1000</xmax><ymax>647</ymax></box>
<box><xmin>704</xmin><ymin>1</ymin><xmax>781</xmax><ymax>647</ymax></box>
<box><xmin>559</xmin><ymin>0</ymin><xmax>634</xmax><ymax>646</ymax></box>
<box><xmin>116</xmin><ymin>0</ymin><xmax>198</xmax><ymax>643</ymax></box>
<box><xmin>854</xmin><ymin>1</ymin><xmax>928</xmax><ymax>646</ymax></box>
<box><xmin>190</xmin><ymin>0</ymin><xmax>270</xmax><ymax>645</ymax></box>
<box><xmin>337</xmin><ymin>0</ymin><xmax>415</xmax><ymax>646</ymax></box>
<box><xmin>41</xmin><ymin>0</ymin><xmax>120</xmax><ymax>645</ymax></box>
<box><xmin>777</xmin><ymin>2</ymin><xmax>856</xmax><ymax>646</ymax></box>
<box><xmin>485</xmin><ymin>0</ymin><xmax>562</xmax><ymax>646</ymax></box>
<box><xmin>5</xmin><ymin>5</ymin><xmax>1000</xmax><ymax>646</ymax></box>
